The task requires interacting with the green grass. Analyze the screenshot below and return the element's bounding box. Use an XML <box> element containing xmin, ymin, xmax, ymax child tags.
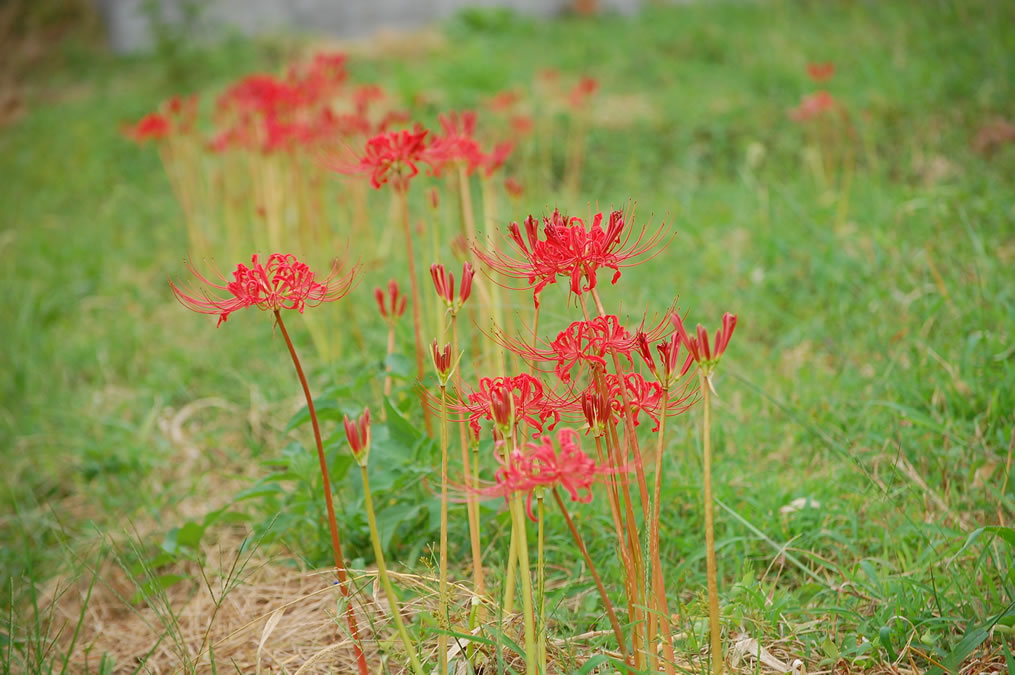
<box><xmin>2</xmin><ymin>0</ymin><xmax>1014</xmax><ymax>672</ymax></box>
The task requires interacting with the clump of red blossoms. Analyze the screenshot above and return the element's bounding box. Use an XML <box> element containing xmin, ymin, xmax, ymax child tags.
<box><xmin>484</xmin><ymin>428</ymin><xmax>615</xmax><ymax>520</ymax></box>
<box><xmin>170</xmin><ymin>253</ymin><xmax>355</xmax><ymax>326</ymax></box>
<box><xmin>806</xmin><ymin>62</ymin><xmax>836</xmax><ymax>83</ymax></box>
<box><xmin>788</xmin><ymin>90</ymin><xmax>839</xmax><ymax>122</ymax></box>
<box><xmin>430</xmin><ymin>262</ymin><xmax>475</xmax><ymax>314</ymax></box>
<box><xmin>477</xmin><ymin>208</ymin><xmax>669</xmax><ymax>307</ymax></box>
<box><xmin>374</xmin><ymin>279</ymin><xmax>407</xmax><ymax>323</ymax></box>
<box><xmin>671</xmin><ymin>311</ymin><xmax>738</xmax><ymax>377</ymax></box>
<box><xmin>340</xmin><ymin>127</ymin><xmax>431</xmax><ymax>191</ymax></box>
<box><xmin>450</xmin><ymin>374</ymin><xmax>562</xmax><ymax>438</ymax></box>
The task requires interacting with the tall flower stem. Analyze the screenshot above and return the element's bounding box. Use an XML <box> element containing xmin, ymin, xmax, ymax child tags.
<box><xmin>454</xmin><ymin>316</ymin><xmax>485</xmax><ymax>605</ymax></box>
<box><xmin>536</xmin><ymin>492</ymin><xmax>547</xmax><ymax>672</ymax></box>
<box><xmin>648</xmin><ymin>386</ymin><xmax>677</xmax><ymax>674</ymax></box>
<box><xmin>510</xmin><ymin>493</ymin><xmax>538</xmax><ymax>675</ymax></box>
<box><xmin>552</xmin><ymin>489</ymin><xmax>629</xmax><ymax>667</ymax></box>
<box><xmin>361</xmin><ymin>465</ymin><xmax>426</xmax><ymax>675</ymax></box>
<box><xmin>274</xmin><ymin>310</ymin><xmax>368</xmax><ymax>675</ymax></box>
<box><xmin>438</xmin><ymin>385</ymin><xmax>451</xmax><ymax>675</ymax></box>
<box><xmin>396</xmin><ymin>188</ymin><xmax>431</xmax><ymax>435</ymax></box>
<box><xmin>700</xmin><ymin>373</ymin><xmax>722</xmax><ymax>675</ymax></box>
<box><xmin>383</xmin><ymin>322</ymin><xmax>396</xmax><ymax>400</ymax></box>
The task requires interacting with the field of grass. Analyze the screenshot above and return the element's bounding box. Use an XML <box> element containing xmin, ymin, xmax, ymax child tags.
<box><xmin>2</xmin><ymin>0</ymin><xmax>1014</xmax><ymax>672</ymax></box>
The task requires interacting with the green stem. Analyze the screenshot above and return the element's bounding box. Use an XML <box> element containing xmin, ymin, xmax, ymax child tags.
<box><xmin>439</xmin><ymin>386</ymin><xmax>450</xmax><ymax>675</ymax></box>
<box><xmin>275</xmin><ymin>311</ymin><xmax>368</xmax><ymax>675</ymax></box>
<box><xmin>455</xmin><ymin>316</ymin><xmax>485</xmax><ymax>605</ymax></box>
<box><xmin>361</xmin><ymin>466</ymin><xmax>426</xmax><ymax>675</ymax></box>
<box><xmin>536</xmin><ymin>493</ymin><xmax>546</xmax><ymax>672</ymax></box>
<box><xmin>511</xmin><ymin>494</ymin><xmax>538</xmax><ymax>674</ymax></box>
<box><xmin>700</xmin><ymin>374</ymin><xmax>722</xmax><ymax>675</ymax></box>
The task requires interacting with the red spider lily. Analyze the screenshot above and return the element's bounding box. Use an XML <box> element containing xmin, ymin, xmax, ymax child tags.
<box><xmin>483</xmin><ymin>428</ymin><xmax>616</xmax><ymax>520</ymax></box>
<box><xmin>374</xmin><ymin>280</ymin><xmax>407</xmax><ymax>322</ymax></box>
<box><xmin>475</xmin><ymin>208</ymin><xmax>669</xmax><ymax>307</ymax></box>
<box><xmin>332</xmin><ymin>127</ymin><xmax>431</xmax><ymax>191</ymax></box>
<box><xmin>580</xmin><ymin>389</ymin><xmax>611</xmax><ymax>438</ymax></box>
<box><xmin>124</xmin><ymin>113</ymin><xmax>171</xmax><ymax>143</ymax></box>
<box><xmin>504</xmin><ymin>177</ymin><xmax>524</xmax><ymax>200</ymax></box>
<box><xmin>637</xmin><ymin>329</ymin><xmax>694</xmax><ymax>387</ymax></box>
<box><xmin>510</xmin><ymin>115</ymin><xmax>534</xmax><ymax>136</ymax></box>
<box><xmin>487</xmin><ymin>90</ymin><xmax>522</xmax><ymax>112</ymax></box>
<box><xmin>788</xmin><ymin>90</ymin><xmax>838</xmax><ymax>122</ymax></box>
<box><xmin>431</xmin><ymin>340</ymin><xmax>453</xmax><ymax>386</ymax></box>
<box><xmin>671</xmin><ymin>311</ymin><xmax>738</xmax><ymax>377</ymax></box>
<box><xmin>502</xmin><ymin>315</ymin><xmax>653</xmax><ymax>383</ymax></box>
<box><xmin>426</xmin><ymin>110</ymin><xmax>484</xmax><ymax>175</ymax></box>
<box><xmin>443</xmin><ymin>374</ymin><xmax>562</xmax><ymax>438</ymax></box>
<box><xmin>806</xmin><ymin>62</ymin><xmax>836</xmax><ymax>83</ymax></box>
<box><xmin>599</xmin><ymin>372</ymin><xmax>696</xmax><ymax>432</ymax></box>
<box><xmin>568</xmin><ymin>76</ymin><xmax>600</xmax><ymax>109</ymax></box>
<box><xmin>344</xmin><ymin>408</ymin><xmax>371</xmax><ymax>467</ymax></box>
<box><xmin>479</xmin><ymin>141</ymin><xmax>514</xmax><ymax>177</ymax></box>
<box><xmin>170</xmin><ymin>253</ymin><xmax>355</xmax><ymax>326</ymax></box>
<box><xmin>430</xmin><ymin>262</ymin><xmax>475</xmax><ymax>314</ymax></box>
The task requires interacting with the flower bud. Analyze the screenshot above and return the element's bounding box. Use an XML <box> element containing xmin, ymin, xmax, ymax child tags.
<box><xmin>344</xmin><ymin>409</ymin><xmax>371</xmax><ymax>467</ymax></box>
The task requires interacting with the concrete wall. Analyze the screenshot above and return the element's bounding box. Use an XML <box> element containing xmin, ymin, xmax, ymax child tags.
<box><xmin>95</xmin><ymin>0</ymin><xmax>641</xmax><ymax>53</ymax></box>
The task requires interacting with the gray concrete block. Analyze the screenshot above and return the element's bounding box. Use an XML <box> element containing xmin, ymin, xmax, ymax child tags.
<box><xmin>95</xmin><ymin>0</ymin><xmax>642</xmax><ymax>53</ymax></box>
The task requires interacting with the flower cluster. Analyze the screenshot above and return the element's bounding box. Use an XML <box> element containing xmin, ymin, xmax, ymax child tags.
<box><xmin>123</xmin><ymin>95</ymin><xmax>198</xmax><ymax>144</ymax></box>
<box><xmin>170</xmin><ymin>253</ymin><xmax>355</xmax><ymax>326</ymax></box>
<box><xmin>477</xmin><ymin>208</ymin><xmax>668</xmax><ymax>306</ymax></box>
<box><xmin>487</xmin><ymin>428</ymin><xmax>615</xmax><ymax>520</ymax></box>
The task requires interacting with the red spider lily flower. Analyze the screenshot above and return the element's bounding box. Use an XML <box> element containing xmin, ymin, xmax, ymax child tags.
<box><xmin>344</xmin><ymin>408</ymin><xmax>371</xmax><ymax>467</ymax></box>
<box><xmin>511</xmin><ymin>115</ymin><xmax>534</xmax><ymax>136</ymax></box>
<box><xmin>475</xmin><ymin>208</ymin><xmax>669</xmax><ymax>308</ymax></box>
<box><xmin>501</xmin><ymin>315</ymin><xmax>641</xmax><ymax>383</ymax></box>
<box><xmin>671</xmin><ymin>311</ymin><xmax>738</xmax><ymax>378</ymax></box>
<box><xmin>504</xmin><ymin>177</ymin><xmax>524</xmax><ymax>201</ymax></box>
<box><xmin>374</xmin><ymin>280</ymin><xmax>407</xmax><ymax>323</ymax></box>
<box><xmin>484</xmin><ymin>428</ymin><xmax>616</xmax><ymax>520</ymax></box>
<box><xmin>637</xmin><ymin>329</ymin><xmax>694</xmax><ymax>387</ymax></box>
<box><xmin>487</xmin><ymin>90</ymin><xmax>522</xmax><ymax>112</ymax></box>
<box><xmin>568</xmin><ymin>76</ymin><xmax>600</xmax><ymax>108</ymax></box>
<box><xmin>430</xmin><ymin>262</ymin><xmax>475</xmax><ymax>315</ymax></box>
<box><xmin>580</xmin><ymin>389</ymin><xmax>611</xmax><ymax>438</ymax></box>
<box><xmin>425</xmin><ymin>110</ymin><xmax>484</xmax><ymax>175</ymax></box>
<box><xmin>124</xmin><ymin>113</ymin><xmax>171</xmax><ymax>143</ymax></box>
<box><xmin>335</xmin><ymin>127</ymin><xmax>431</xmax><ymax>191</ymax></box>
<box><xmin>636</xmin><ymin>331</ymin><xmax>658</xmax><ymax>378</ymax></box>
<box><xmin>788</xmin><ymin>90</ymin><xmax>838</xmax><ymax>122</ymax></box>
<box><xmin>479</xmin><ymin>141</ymin><xmax>514</xmax><ymax>177</ymax></box>
<box><xmin>170</xmin><ymin>253</ymin><xmax>355</xmax><ymax>326</ymax></box>
<box><xmin>806</xmin><ymin>62</ymin><xmax>836</xmax><ymax>83</ymax></box>
<box><xmin>432</xmin><ymin>340</ymin><xmax>453</xmax><ymax>386</ymax></box>
<box><xmin>446</xmin><ymin>374</ymin><xmax>561</xmax><ymax>439</ymax></box>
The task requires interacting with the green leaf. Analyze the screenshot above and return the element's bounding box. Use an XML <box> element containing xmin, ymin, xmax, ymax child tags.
<box><xmin>952</xmin><ymin>526</ymin><xmax>1015</xmax><ymax>562</ymax></box>
<box><xmin>375</xmin><ymin>502</ymin><xmax>424</xmax><ymax>553</ymax></box>
<box><xmin>879</xmin><ymin>625</ymin><xmax>897</xmax><ymax>662</ymax></box>
<box><xmin>285</xmin><ymin>397</ymin><xmax>346</xmax><ymax>431</ymax></box>
<box><xmin>232</xmin><ymin>483</ymin><xmax>285</xmax><ymax>501</ymax></box>
<box><xmin>1002</xmin><ymin>639</ymin><xmax>1015</xmax><ymax>674</ymax></box>
<box><xmin>384</xmin><ymin>352</ymin><xmax>412</xmax><ymax>378</ymax></box>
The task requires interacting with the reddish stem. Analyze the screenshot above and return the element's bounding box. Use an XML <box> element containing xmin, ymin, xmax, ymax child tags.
<box><xmin>275</xmin><ymin>310</ymin><xmax>368</xmax><ymax>675</ymax></box>
<box><xmin>552</xmin><ymin>488</ymin><xmax>630</xmax><ymax>667</ymax></box>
